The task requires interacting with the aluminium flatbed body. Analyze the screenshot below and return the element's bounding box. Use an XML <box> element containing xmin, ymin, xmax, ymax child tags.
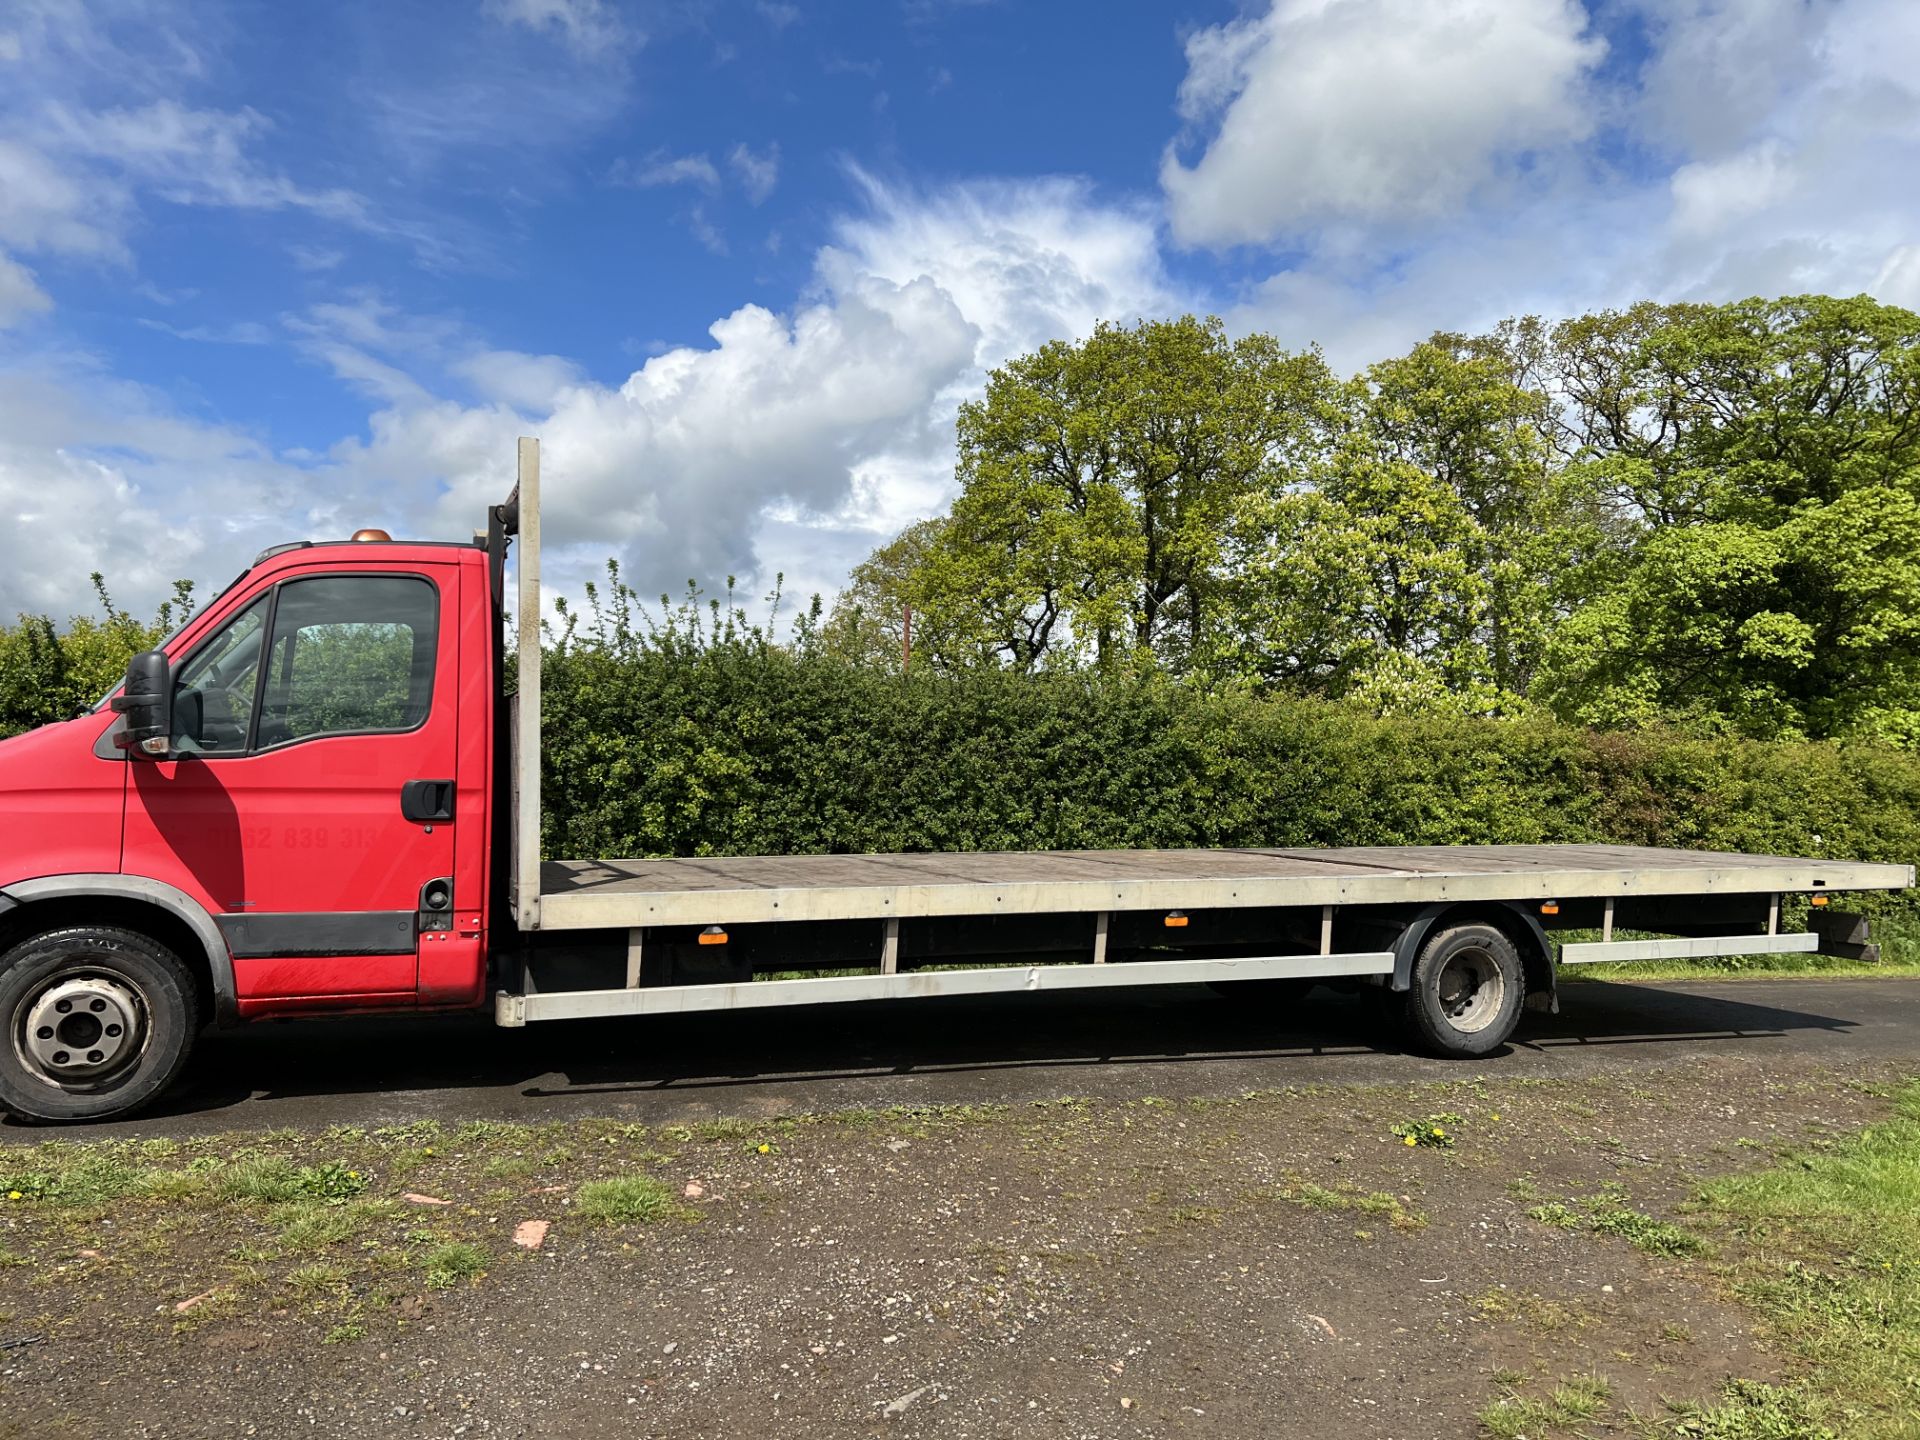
<box><xmin>536</xmin><ymin>844</ymin><xmax>1908</xmax><ymax>928</ymax></box>
<box><xmin>491</xmin><ymin>437</ymin><xmax>1914</xmax><ymax>1046</ymax></box>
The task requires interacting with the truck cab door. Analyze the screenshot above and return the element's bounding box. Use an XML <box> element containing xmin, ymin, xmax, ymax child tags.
<box><xmin>122</xmin><ymin>563</ymin><xmax>462</xmax><ymax>1005</ymax></box>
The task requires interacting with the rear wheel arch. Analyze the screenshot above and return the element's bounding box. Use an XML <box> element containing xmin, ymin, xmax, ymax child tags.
<box><xmin>1388</xmin><ymin>901</ymin><xmax>1555</xmax><ymax>1006</ymax></box>
<box><xmin>0</xmin><ymin>877</ymin><xmax>235</xmax><ymax>1028</ymax></box>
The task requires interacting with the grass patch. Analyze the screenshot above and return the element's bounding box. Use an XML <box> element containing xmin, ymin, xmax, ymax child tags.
<box><xmin>1587</xmin><ymin>1203</ymin><xmax>1708</xmax><ymax>1258</ymax></box>
<box><xmin>573</xmin><ymin>1175</ymin><xmax>690</xmax><ymax>1227</ymax></box>
<box><xmin>421</xmin><ymin>1242</ymin><xmax>488</xmax><ymax>1290</ymax></box>
<box><xmin>1268</xmin><ymin>1181</ymin><xmax>1425</xmax><ymax>1230</ymax></box>
<box><xmin>1478</xmin><ymin>1394</ymin><xmax>1556</xmax><ymax>1439</ymax></box>
<box><xmin>1688</xmin><ymin>1080</ymin><xmax>1920</xmax><ymax>1437</ymax></box>
<box><xmin>1478</xmin><ymin>1371</ymin><xmax>1613</xmax><ymax>1437</ymax></box>
<box><xmin>1522</xmin><ymin>1193</ymin><xmax>1706</xmax><ymax>1256</ymax></box>
<box><xmin>1661</xmin><ymin>1379</ymin><xmax>1839</xmax><ymax>1440</ymax></box>
<box><xmin>1526</xmin><ymin>1200</ymin><xmax>1581</xmax><ymax>1230</ymax></box>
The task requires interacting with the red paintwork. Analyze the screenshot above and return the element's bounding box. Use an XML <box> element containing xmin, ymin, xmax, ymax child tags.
<box><xmin>0</xmin><ymin>541</ymin><xmax>498</xmax><ymax>1016</ymax></box>
<box><xmin>0</xmin><ymin>714</ymin><xmax>126</xmax><ymax>886</ymax></box>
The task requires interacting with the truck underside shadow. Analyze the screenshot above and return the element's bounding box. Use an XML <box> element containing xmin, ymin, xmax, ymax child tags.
<box><xmin>19</xmin><ymin>979</ymin><xmax>1876</xmax><ymax>1133</ymax></box>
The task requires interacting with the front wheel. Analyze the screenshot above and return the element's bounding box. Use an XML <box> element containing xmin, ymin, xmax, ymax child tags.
<box><xmin>1397</xmin><ymin>923</ymin><xmax>1524</xmax><ymax>1058</ymax></box>
<box><xmin>0</xmin><ymin>926</ymin><xmax>201</xmax><ymax>1123</ymax></box>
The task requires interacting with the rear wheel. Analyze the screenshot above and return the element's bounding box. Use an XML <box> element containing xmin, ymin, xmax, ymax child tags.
<box><xmin>1398</xmin><ymin>923</ymin><xmax>1523</xmax><ymax>1058</ymax></box>
<box><xmin>0</xmin><ymin>926</ymin><xmax>200</xmax><ymax>1123</ymax></box>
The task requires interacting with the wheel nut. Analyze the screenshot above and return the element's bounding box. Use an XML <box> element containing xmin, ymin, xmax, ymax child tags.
<box><xmin>54</xmin><ymin>999</ymin><xmax>70</xmax><ymax>1013</ymax></box>
<box><xmin>89</xmin><ymin>998</ymin><xmax>106</xmax><ymax>1012</ymax></box>
<box><xmin>35</xmin><ymin>1026</ymin><xmax>52</xmax><ymax>1040</ymax></box>
<box><xmin>87</xmin><ymin>1051</ymin><xmax>103</xmax><ymax>1064</ymax></box>
<box><xmin>105</xmin><ymin>1024</ymin><xmax>122</xmax><ymax>1038</ymax></box>
<box><xmin>52</xmin><ymin>1051</ymin><xmax>69</xmax><ymax>1065</ymax></box>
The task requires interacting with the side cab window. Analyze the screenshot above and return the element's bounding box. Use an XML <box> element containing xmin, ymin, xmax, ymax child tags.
<box><xmin>170</xmin><ymin>574</ymin><xmax>439</xmax><ymax>756</ymax></box>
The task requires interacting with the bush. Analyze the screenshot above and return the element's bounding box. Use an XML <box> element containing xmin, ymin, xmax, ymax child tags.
<box><xmin>540</xmin><ymin>647</ymin><xmax>1920</xmax><ymax>925</ymax></box>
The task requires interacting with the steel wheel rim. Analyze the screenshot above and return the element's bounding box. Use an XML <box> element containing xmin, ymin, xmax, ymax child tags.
<box><xmin>1435</xmin><ymin>947</ymin><xmax>1504</xmax><ymax>1034</ymax></box>
<box><xmin>15</xmin><ymin>969</ymin><xmax>151</xmax><ymax>1091</ymax></box>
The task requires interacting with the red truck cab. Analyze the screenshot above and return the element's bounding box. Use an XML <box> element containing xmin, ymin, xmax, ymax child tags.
<box><xmin>0</xmin><ymin>534</ymin><xmax>501</xmax><ymax>1121</ymax></box>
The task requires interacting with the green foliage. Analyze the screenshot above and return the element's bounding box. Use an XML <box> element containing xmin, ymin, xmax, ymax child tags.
<box><xmin>842</xmin><ymin>294</ymin><xmax>1920</xmax><ymax>742</ymax></box>
<box><xmin>1664</xmin><ymin>1382</ymin><xmax>1839</xmax><ymax>1440</ymax></box>
<box><xmin>1390</xmin><ymin>1113</ymin><xmax>1461</xmax><ymax>1149</ymax></box>
<box><xmin>0</xmin><ymin>575</ymin><xmax>195</xmax><ymax>738</ymax></box>
<box><xmin>541</xmin><ymin>632</ymin><xmax>1920</xmax><ymax>927</ymax></box>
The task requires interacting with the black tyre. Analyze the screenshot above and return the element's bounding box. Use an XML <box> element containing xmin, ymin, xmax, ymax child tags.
<box><xmin>1207</xmin><ymin>976</ymin><xmax>1317</xmax><ymax>1007</ymax></box>
<box><xmin>0</xmin><ymin>926</ymin><xmax>201</xmax><ymax>1123</ymax></box>
<box><xmin>1398</xmin><ymin>923</ymin><xmax>1524</xmax><ymax>1058</ymax></box>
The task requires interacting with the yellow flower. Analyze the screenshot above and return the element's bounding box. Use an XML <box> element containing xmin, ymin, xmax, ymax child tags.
<box><xmin>1490</xmin><ymin>1114</ymin><xmax>1501</xmax><ymax>1122</ymax></box>
<box><xmin>1404</xmin><ymin>1134</ymin><xmax>1418</xmax><ymax>1147</ymax></box>
<box><xmin>5</xmin><ymin>1191</ymin><xmax>20</xmax><ymax>1200</ymax></box>
<box><xmin>1432</xmin><ymin>1127</ymin><xmax>1446</xmax><ymax>1138</ymax></box>
<box><xmin>756</xmin><ymin>1143</ymin><xmax>772</xmax><ymax>1155</ymax></box>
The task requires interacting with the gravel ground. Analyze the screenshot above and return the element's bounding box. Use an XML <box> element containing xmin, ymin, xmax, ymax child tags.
<box><xmin>0</xmin><ymin>1050</ymin><xmax>1907</xmax><ymax>1439</ymax></box>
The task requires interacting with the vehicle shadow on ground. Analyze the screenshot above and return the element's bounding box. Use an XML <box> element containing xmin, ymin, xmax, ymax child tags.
<box><xmin>29</xmin><ymin>979</ymin><xmax>1864</xmax><ymax>1132</ymax></box>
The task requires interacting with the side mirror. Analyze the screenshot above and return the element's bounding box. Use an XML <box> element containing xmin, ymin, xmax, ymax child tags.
<box><xmin>110</xmin><ymin>650</ymin><xmax>173</xmax><ymax>758</ymax></box>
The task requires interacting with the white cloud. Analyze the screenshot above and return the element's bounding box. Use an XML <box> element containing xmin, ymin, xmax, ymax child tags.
<box><xmin>0</xmin><ymin>253</ymin><xmax>52</xmax><ymax>328</ymax></box>
<box><xmin>1162</xmin><ymin>0</ymin><xmax>1606</xmax><ymax>247</ymax></box>
<box><xmin>1669</xmin><ymin>139</ymin><xmax>1794</xmax><ymax>236</ymax></box>
<box><xmin>42</xmin><ymin>101</ymin><xmax>368</xmax><ymax>223</ymax></box>
<box><xmin>1629</xmin><ymin>0</ymin><xmax>1822</xmax><ymax>158</ymax></box>
<box><xmin>1877</xmin><ymin>245</ymin><xmax>1920</xmax><ymax>310</ymax></box>
<box><xmin>613</xmin><ymin>150</ymin><xmax>722</xmax><ymax>191</ymax></box>
<box><xmin>0</xmin><ymin>172</ymin><xmax>1185</xmax><ymax>620</ymax></box>
<box><xmin>829</xmin><ymin>171</ymin><xmax>1183</xmax><ymax>370</ymax></box>
<box><xmin>0</xmin><ymin>135</ymin><xmax>121</xmax><ymax>259</ymax></box>
<box><xmin>452</xmin><ymin>349</ymin><xmax>585</xmax><ymax>411</ymax></box>
<box><xmin>0</xmin><ymin>358</ymin><xmax>311</xmax><ymax>617</ymax></box>
<box><xmin>481</xmin><ymin>0</ymin><xmax>631</xmax><ymax>58</ymax></box>
<box><xmin>729</xmin><ymin>142</ymin><xmax>780</xmax><ymax>204</ymax></box>
<box><xmin>1217</xmin><ymin>0</ymin><xmax>1920</xmax><ymax>367</ymax></box>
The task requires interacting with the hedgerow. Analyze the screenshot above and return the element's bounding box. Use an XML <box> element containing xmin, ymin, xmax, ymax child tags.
<box><xmin>541</xmin><ymin>646</ymin><xmax>1920</xmax><ymax>923</ymax></box>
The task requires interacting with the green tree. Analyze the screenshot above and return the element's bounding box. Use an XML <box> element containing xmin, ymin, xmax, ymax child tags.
<box><xmin>917</xmin><ymin>314</ymin><xmax>1343</xmax><ymax>672</ymax></box>
<box><xmin>1537</xmin><ymin>294</ymin><xmax>1920</xmax><ymax>741</ymax></box>
<box><xmin>1205</xmin><ymin>330</ymin><xmax>1605</xmax><ymax>713</ymax></box>
<box><xmin>818</xmin><ymin>518</ymin><xmax>982</xmax><ymax>672</ymax></box>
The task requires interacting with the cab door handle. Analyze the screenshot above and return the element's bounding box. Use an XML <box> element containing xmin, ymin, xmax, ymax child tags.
<box><xmin>401</xmin><ymin>779</ymin><xmax>455</xmax><ymax>823</ymax></box>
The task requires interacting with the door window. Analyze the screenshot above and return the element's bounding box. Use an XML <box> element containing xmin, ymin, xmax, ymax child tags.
<box><xmin>256</xmin><ymin>576</ymin><xmax>439</xmax><ymax>747</ymax></box>
<box><xmin>170</xmin><ymin>598</ymin><xmax>268</xmax><ymax>755</ymax></box>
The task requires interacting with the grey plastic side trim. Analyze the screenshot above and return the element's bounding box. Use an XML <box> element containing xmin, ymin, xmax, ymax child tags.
<box><xmin>217</xmin><ymin>910</ymin><xmax>415</xmax><ymax>958</ymax></box>
<box><xmin>0</xmin><ymin>874</ymin><xmax>238</xmax><ymax>1026</ymax></box>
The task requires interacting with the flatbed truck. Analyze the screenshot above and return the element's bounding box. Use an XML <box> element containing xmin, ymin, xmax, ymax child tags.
<box><xmin>0</xmin><ymin>439</ymin><xmax>1908</xmax><ymax>1121</ymax></box>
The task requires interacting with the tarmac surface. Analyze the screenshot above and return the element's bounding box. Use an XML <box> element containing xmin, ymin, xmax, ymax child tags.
<box><xmin>16</xmin><ymin>974</ymin><xmax>1916</xmax><ymax>1139</ymax></box>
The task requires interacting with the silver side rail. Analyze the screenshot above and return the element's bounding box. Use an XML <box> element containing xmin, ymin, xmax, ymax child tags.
<box><xmin>1559</xmin><ymin>933</ymin><xmax>1819</xmax><ymax>965</ymax></box>
<box><xmin>494</xmin><ymin>950</ymin><xmax>1395</xmax><ymax>1027</ymax></box>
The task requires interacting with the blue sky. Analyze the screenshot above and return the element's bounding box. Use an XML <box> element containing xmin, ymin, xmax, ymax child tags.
<box><xmin>3</xmin><ymin>0</ymin><xmax>1919</xmax><ymax>621</ymax></box>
